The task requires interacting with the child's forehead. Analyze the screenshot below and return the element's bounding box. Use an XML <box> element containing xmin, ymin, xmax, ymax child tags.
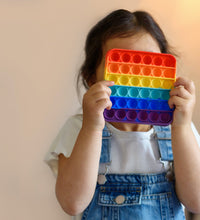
<box><xmin>102</xmin><ymin>33</ymin><xmax>161</xmax><ymax>56</ymax></box>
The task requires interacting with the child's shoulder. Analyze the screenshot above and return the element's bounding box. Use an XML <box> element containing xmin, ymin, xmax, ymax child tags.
<box><xmin>62</xmin><ymin>114</ymin><xmax>83</xmax><ymax>131</ymax></box>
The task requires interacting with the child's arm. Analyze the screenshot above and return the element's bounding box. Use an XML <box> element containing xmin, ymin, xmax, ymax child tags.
<box><xmin>169</xmin><ymin>77</ymin><xmax>200</xmax><ymax>213</ymax></box>
<box><xmin>55</xmin><ymin>81</ymin><xmax>114</xmax><ymax>216</ymax></box>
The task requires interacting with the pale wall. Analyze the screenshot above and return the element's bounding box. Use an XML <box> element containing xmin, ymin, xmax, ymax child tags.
<box><xmin>0</xmin><ymin>0</ymin><xmax>199</xmax><ymax>219</ymax></box>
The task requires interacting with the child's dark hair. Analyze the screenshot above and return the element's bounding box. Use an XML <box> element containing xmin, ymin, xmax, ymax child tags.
<box><xmin>77</xmin><ymin>9</ymin><xmax>175</xmax><ymax>93</ymax></box>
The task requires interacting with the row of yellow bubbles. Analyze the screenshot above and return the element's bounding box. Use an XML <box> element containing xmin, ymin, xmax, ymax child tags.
<box><xmin>107</xmin><ymin>74</ymin><xmax>174</xmax><ymax>89</ymax></box>
<box><xmin>109</xmin><ymin>51</ymin><xmax>176</xmax><ymax>67</ymax></box>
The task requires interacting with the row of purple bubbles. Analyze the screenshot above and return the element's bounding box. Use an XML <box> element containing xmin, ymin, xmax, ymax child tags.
<box><xmin>104</xmin><ymin>109</ymin><xmax>172</xmax><ymax>124</ymax></box>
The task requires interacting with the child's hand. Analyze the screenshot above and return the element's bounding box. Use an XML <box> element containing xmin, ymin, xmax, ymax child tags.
<box><xmin>82</xmin><ymin>81</ymin><xmax>114</xmax><ymax>132</ymax></box>
<box><xmin>168</xmin><ymin>76</ymin><xmax>196</xmax><ymax>127</ymax></box>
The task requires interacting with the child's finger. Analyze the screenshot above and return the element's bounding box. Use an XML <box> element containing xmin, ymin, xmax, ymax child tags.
<box><xmin>92</xmin><ymin>91</ymin><xmax>111</xmax><ymax>103</ymax></box>
<box><xmin>96</xmin><ymin>98</ymin><xmax>112</xmax><ymax>111</ymax></box>
<box><xmin>89</xmin><ymin>81</ymin><xmax>114</xmax><ymax>96</ymax></box>
<box><xmin>170</xmin><ymin>86</ymin><xmax>191</xmax><ymax>99</ymax></box>
<box><xmin>168</xmin><ymin>96</ymin><xmax>184</xmax><ymax>110</ymax></box>
<box><xmin>174</xmin><ymin>77</ymin><xmax>195</xmax><ymax>95</ymax></box>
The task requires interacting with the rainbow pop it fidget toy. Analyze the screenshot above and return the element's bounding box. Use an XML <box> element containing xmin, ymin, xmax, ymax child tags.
<box><xmin>103</xmin><ymin>49</ymin><xmax>176</xmax><ymax>126</ymax></box>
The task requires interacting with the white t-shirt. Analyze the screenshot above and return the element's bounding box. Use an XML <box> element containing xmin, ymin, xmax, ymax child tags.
<box><xmin>44</xmin><ymin>114</ymin><xmax>200</xmax><ymax>220</ymax></box>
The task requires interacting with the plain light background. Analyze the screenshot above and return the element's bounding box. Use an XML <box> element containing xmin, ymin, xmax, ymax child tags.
<box><xmin>0</xmin><ymin>0</ymin><xmax>200</xmax><ymax>219</ymax></box>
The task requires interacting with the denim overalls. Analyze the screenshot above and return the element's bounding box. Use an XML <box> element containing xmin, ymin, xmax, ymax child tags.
<box><xmin>82</xmin><ymin>125</ymin><xmax>185</xmax><ymax>220</ymax></box>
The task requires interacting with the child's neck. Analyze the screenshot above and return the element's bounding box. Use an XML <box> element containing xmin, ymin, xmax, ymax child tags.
<box><xmin>109</xmin><ymin>122</ymin><xmax>152</xmax><ymax>132</ymax></box>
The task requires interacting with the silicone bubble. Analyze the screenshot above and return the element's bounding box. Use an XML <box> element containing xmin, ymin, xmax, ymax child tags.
<box><xmin>139</xmin><ymin>88</ymin><xmax>150</xmax><ymax>98</ymax></box>
<box><xmin>143</xmin><ymin>55</ymin><xmax>152</xmax><ymax>65</ymax></box>
<box><xmin>119</xmin><ymin>75</ymin><xmax>129</xmax><ymax>85</ymax></box>
<box><xmin>152</xmin><ymin>79</ymin><xmax>161</xmax><ymax>88</ymax></box>
<box><xmin>142</xmin><ymin>67</ymin><xmax>151</xmax><ymax>76</ymax></box>
<box><xmin>110</xmin><ymin>51</ymin><xmax>120</xmax><ymax>62</ymax></box>
<box><xmin>128</xmin><ymin>87</ymin><xmax>139</xmax><ymax>97</ymax></box>
<box><xmin>118</xmin><ymin>87</ymin><xmax>128</xmax><ymax>97</ymax></box>
<box><xmin>148</xmin><ymin>112</ymin><xmax>159</xmax><ymax>123</ymax></box>
<box><xmin>110</xmin><ymin>86</ymin><xmax>117</xmax><ymax>96</ymax></box>
<box><xmin>131</xmin><ymin>65</ymin><xmax>141</xmax><ymax>75</ymax></box>
<box><xmin>152</xmin><ymin>68</ymin><xmax>162</xmax><ymax>77</ymax></box>
<box><xmin>127</xmin><ymin>110</ymin><xmax>137</xmax><ymax>121</ymax></box>
<box><xmin>141</xmin><ymin>78</ymin><xmax>151</xmax><ymax>87</ymax></box>
<box><xmin>121</xmin><ymin>53</ymin><xmax>131</xmax><ymax>63</ymax></box>
<box><xmin>127</xmin><ymin>99</ymin><xmax>138</xmax><ymax>109</ymax></box>
<box><xmin>107</xmin><ymin>74</ymin><xmax>118</xmax><ymax>84</ymax></box>
<box><xmin>130</xmin><ymin>77</ymin><xmax>140</xmax><ymax>86</ymax></box>
<box><xmin>153</xmin><ymin>56</ymin><xmax>162</xmax><ymax>66</ymax></box>
<box><xmin>159</xmin><ymin>112</ymin><xmax>172</xmax><ymax>123</ymax></box>
<box><xmin>138</xmin><ymin>100</ymin><xmax>149</xmax><ymax>109</ymax></box>
<box><xmin>138</xmin><ymin>110</ymin><xmax>148</xmax><ymax>121</ymax></box>
<box><xmin>109</xmin><ymin>63</ymin><xmax>119</xmax><ymax>73</ymax></box>
<box><xmin>116</xmin><ymin>98</ymin><xmax>127</xmax><ymax>108</ymax></box>
<box><xmin>120</xmin><ymin>64</ymin><xmax>130</xmax><ymax>74</ymax></box>
<box><xmin>104</xmin><ymin>109</ymin><xmax>115</xmax><ymax>119</ymax></box>
<box><xmin>133</xmin><ymin>54</ymin><xmax>142</xmax><ymax>63</ymax></box>
<box><xmin>115</xmin><ymin>109</ymin><xmax>126</xmax><ymax>120</ymax></box>
<box><xmin>150</xmin><ymin>89</ymin><xmax>161</xmax><ymax>99</ymax></box>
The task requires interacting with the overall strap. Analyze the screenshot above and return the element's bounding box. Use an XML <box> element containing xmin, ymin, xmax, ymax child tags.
<box><xmin>153</xmin><ymin>125</ymin><xmax>173</xmax><ymax>162</ymax></box>
<box><xmin>99</xmin><ymin>125</ymin><xmax>112</xmax><ymax>164</ymax></box>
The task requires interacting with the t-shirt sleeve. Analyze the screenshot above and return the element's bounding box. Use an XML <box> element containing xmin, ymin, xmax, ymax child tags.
<box><xmin>191</xmin><ymin>122</ymin><xmax>200</xmax><ymax>147</ymax></box>
<box><xmin>44</xmin><ymin>115</ymin><xmax>82</xmax><ymax>177</ymax></box>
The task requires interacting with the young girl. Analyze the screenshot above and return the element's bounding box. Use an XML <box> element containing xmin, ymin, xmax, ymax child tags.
<box><xmin>45</xmin><ymin>9</ymin><xmax>200</xmax><ymax>220</ymax></box>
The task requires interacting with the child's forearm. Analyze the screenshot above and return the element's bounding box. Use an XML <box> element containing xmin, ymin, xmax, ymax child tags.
<box><xmin>172</xmin><ymin>124</ymin><xmax>200</xmax><ymax>213</ymax></box>
<box><xmin>56</xmin><ymin>127</ymin><xmax>103</xmax><ymax>216</ymax></box>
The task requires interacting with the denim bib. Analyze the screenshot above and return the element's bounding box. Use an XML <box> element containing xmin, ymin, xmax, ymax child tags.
<box><xmin>82</xmin><ymin>125</ymin><xmax>185</xmax><ymax>220</ymax></box>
